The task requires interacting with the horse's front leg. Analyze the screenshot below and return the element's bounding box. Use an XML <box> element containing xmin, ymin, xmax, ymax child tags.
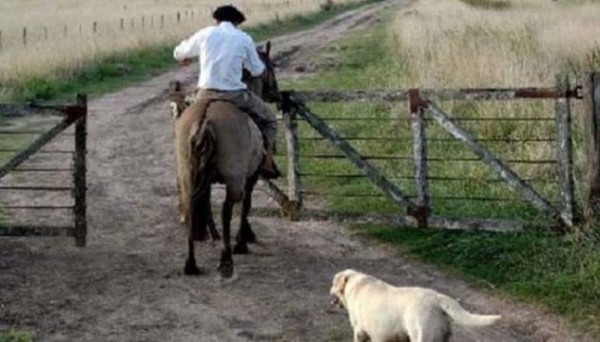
<box><xmin>234</xmin><ymin>174</ymin><xmax>259</xmax><ymax>254</ymax></box>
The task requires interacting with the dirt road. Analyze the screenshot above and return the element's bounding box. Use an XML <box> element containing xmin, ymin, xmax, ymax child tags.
<box><xmin>0</xmin><ymin>1</ymin><xmax>593</xmax><ymax>341</ymax></box>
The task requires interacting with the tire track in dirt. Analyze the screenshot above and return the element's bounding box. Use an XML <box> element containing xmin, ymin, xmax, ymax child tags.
<box><xmin>0</xmin><ymin>1</ymin><xmax>593</xmax><ymax>341</ymax></box>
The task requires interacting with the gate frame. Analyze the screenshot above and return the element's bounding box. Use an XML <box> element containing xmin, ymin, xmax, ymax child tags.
<box><xmin>0</xmin><ymin>94</ymin><xmax>88</xmax><ymax>246</ymax></box>
<box><xmin>266</xmin><ymin>73</ymin><xmax>590</xmax><ymax>233</ymax></box>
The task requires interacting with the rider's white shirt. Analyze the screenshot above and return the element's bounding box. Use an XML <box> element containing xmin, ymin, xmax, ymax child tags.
<box><xmin>173</xmin><ymin>21</ymin><xmax>265</xmax><ymax>91</ymax></box>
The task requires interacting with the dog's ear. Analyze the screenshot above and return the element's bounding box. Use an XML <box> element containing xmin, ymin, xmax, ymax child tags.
<box><xmin>332</xmin><ymin>271</ymin><xmax>350</xmax><ymax>297</ymax></box>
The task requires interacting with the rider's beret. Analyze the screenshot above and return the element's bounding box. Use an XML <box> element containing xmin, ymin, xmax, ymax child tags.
<box><xmin>213</xmin><ymin>5</ymin><xmax>246</xmax><ymax>24</ymax></box>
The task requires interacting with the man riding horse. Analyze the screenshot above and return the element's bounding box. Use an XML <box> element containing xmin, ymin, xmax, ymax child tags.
<box><xmin>173</xmin><ymin>5</ymin><xmax>280</xmax><ymax>179</ymax></box>
<box><xmin>171</xmin><ymin>5</ymin><xmax>280</xmax><ymax>277</ymax></box>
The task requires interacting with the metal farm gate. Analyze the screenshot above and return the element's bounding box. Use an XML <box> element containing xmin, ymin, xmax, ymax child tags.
<box><xmin>264</xmin><ymin>72</ymin><xmax>600</xmax><ymax>233</ymax></box>
<box><xmin>0</xmin><ymin>95</ymin><xmax>88</xmax><ymax>246</ymax></box>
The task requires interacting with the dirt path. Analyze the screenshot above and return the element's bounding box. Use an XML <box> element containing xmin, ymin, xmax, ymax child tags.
<box><xmin>0</xmin><ymin>1</ymin><xmax>593</xmax><ymax>341</ymax></box>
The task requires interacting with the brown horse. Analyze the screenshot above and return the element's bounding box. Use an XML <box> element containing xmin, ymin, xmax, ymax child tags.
<box><xmin>170</xmin><ymin>42</ymin><xmax>279</xmax><ymax>278</ymax></box>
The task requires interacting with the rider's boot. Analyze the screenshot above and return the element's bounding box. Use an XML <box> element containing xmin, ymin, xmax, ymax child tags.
<box><xmin>261</xmin><ymin>150</ymin><xmax>281</xmax><ymax>179</ymax></box>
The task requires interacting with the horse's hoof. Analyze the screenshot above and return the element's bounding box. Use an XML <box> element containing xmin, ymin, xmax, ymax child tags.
<box><xmin>233</xmin><ymin>243</ymin><xmax>249</xmax><ymax>255</ymax></box>
<box><xmin>193</xmin><ymin>230</ymin><xmax>208</xmax><ymax>242</ymax></box>
<box><xmin>184</xmin><ymin>261</ymin><xmax>205</xmax><ymax>276</ymax></box>
<box><xmin>246</xmin><ymin>232</ymin><xmax>257</xmax><ymax>244</ymax></box>
<box><xmin>240</xmin><ymin>223</ymin><xmax>257</xmax><ymax>244</ymax></box>
<box><xmin>218</xmin><ymin>262</ymin><xmax>234</xmax><ymax>278</ymax></box>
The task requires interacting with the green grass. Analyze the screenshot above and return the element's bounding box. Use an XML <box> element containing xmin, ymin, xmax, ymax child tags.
<box><xmin>459</xmin><ymin>0</ymin><xmax>512</xmax><ymax>10</ymax></box>
<box><xmin>0</xmin><ymin>0</ymin><xmax>382</xmax><ymax>103</ymax></box>
<box><xmin>278</xmin><ymin>14</ymin><xmax>600</xmax><ymax>338</ymax></box>
<box><xmin>0</xmin><ymin>330</ymin><xmax>34</xmax><ymax>342</ymax></box>
<box><xmin>4</xmin><ymin>45</ymin><xmax>175</xmax><ymax>103</ymax></box>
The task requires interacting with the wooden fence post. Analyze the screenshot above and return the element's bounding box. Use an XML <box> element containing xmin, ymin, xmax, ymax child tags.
<box><xmin>22</xmin><ymin>27</ymin><xmax>27</xmax><ymax>46</ymax></box>
<box><xmin>93</xmin><ymin>21</ymin><xmax>97</xmax><ymax>33</ymax></box>
<box><xmin>283</xmin><ymin>104</ymin><xmax>302</xmax><ymax>216</ymax></box>
<box><xmin>583</xmin><ymin>72</ymin><xmax>600</xmax><ymax>226</ymax></box>
<box><xmin>73</xmin><ymin>94</ymin><xmax>88</xmax><ymax>247</ymax></box>
<box><xmin>555</xmin><ymin>74</ymin><xmax>576</xmax><ymax>230</ymax></box>
<box><xmin>409</xmin><ymin>89</ymin><xmax>429</xmax><ymax>228</ymax></box>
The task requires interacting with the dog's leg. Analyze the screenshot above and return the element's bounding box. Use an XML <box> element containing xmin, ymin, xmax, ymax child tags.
<box><xmin>407</xmin><ymin>321</ymin><xmax>450</xmax><ymax>342</ymax></box>
<box><xmin>353</xmin><ymin>329</ymin><xmax>369</xmax><ymax>342</ymax></box>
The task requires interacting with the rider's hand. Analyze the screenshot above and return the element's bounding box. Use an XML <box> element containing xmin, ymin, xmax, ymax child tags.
<box><xmin>179</xmin><ymin>58</ymin><xmax>192</xmax><ymax>67</ymax></box>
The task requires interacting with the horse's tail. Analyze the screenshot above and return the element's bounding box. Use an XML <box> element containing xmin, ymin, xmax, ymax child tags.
<box><xmin>182</xmin><ymin>120</ymin><xmax>215</xmax><ymax>241</ymax></box>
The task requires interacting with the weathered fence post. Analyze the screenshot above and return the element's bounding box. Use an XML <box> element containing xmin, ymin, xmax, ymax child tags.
<box><xmin>583</xmin><ymin>72</ymin><xmax>600</xmax><ymax>226</ymax></box>
<box><xmin>73</xmin><ymin>94</ymin><xmax>88</xmax><ymax>247</ymax></box>
<box><xmin>22</xmin><ymin>27</ymin><xmax>27</xmax><ymax>46</ymax></box>
<box><xmin>555</xmin><ymin>74</ymin><xmax>576</xmax><ymax>230</ymax></box>
<box><xmin>93</xmin><ymin>21</ymin><xmax>97</xmax><ymax>33</ymax></box>
<box><xmin>409</xmin><ymin>89</ymin><xmax>429</xmax><ymax>228</ymax></box>
<box><xmin>282</xmin><ymin>103</ymin><xmax>302</xmax><ymax>217</ymax></box>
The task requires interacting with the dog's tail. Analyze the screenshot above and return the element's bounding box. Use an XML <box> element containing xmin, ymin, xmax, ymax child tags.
<box><xmin>436</xmin><ymin>293</ymin><xmax>501</xmax><ymax>327</ymax></box>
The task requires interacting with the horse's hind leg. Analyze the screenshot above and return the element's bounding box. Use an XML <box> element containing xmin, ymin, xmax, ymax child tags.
<box><xmin>234</xmin><ymin>174</ymin><xmax>259</xmax><ymax>254</ymax></box>
<box><xmin>207</xmin><ymin>191</ymin><xmax>220</xmax><ymax>241</ymax></box>
<box><xmin>218</xmin><ymin>184</ymin><xmax>242</xmax><ymax>278</ymax></box>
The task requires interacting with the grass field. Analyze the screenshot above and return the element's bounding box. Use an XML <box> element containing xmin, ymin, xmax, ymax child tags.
<box><xmin>278</xmin><ymin>27</ymin><xmax>559</xmax><ymax>221</ymax></box>
<box><xmin>0</xmin><ymin>0</ymin><xmax>363</xmax><ymax>102</ymax></box>
<box><xmin>277</xmin><ymin>0</ymin><xmax>600</xmax><ymax>336</ymax></box>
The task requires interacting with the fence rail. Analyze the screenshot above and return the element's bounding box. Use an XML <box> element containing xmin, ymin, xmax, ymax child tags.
<box><xmin>0</xmin><ymin>94</ymin><xmax>87</xmax><ymax>246</ymax></box>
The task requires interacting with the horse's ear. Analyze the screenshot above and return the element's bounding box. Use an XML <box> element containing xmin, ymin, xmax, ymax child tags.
<box><xmin>266</xmin><ymin>41</ymin><xmax>271</xmax><ymax>57</ymax></box>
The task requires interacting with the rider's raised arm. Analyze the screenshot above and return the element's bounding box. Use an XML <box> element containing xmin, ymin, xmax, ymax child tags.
<box><xmin>242</xmin><ymin>34</ymin><xmax>265</xmax><ymax>77</ymax></box>
<box><xmin>173</xmin><ymin>27</ymin><xmax>210</xmax><ymax>62</ymax></box>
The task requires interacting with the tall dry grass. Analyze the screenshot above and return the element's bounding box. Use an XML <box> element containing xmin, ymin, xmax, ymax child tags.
<box><xmin>389</xmin><ymin>0</ymin><xmax>600</xmax><ymax>88</ymax></box>
<box><xmin>0</xmin><ymin>0</ymin><xmax>357</xmax><ymax>90</ymax></box>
